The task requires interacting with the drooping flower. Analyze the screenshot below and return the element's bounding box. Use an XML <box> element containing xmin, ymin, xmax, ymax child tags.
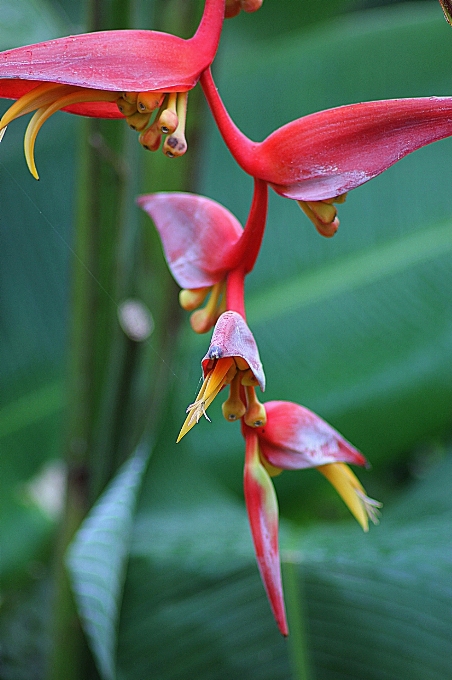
<box><xmin>177</xmin><ymin>310</ymin><xmax>266</xmax><ymax>441</ymax></box>
<box><xmin>0</xmin><ymin>0</ymin><xmax>225</xmax><ymax>177</ymax></box>
<box><xmin>225</xmin><ymin>0</ymin><xmax>263</xmax><ymax>18</ymax></box>
<box><xmin>138</xmin><ymin>178</ymin><xmax>268</xmax><ymax>333</ymax></box>
<box><xmin>242</xmin><ymin>400</ymin><xmax>380</xmax><ymax>635</ymax></box>
<box><xmin>201</xmin><ymin>67</ymin><xmax>452</xmax><ymax>236</ymax></box>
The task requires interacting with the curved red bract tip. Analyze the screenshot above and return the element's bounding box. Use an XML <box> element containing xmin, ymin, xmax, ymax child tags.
<box><xmin>202</xmin><ymin>311</ymin><xmax>266</xmax><ymax>391</ymax></box>
<box><xmin>0</xmin><ymin>0</ymin><xmax>225</xmax><ymax>110</ymax></box>
<box><xmin>255</xmin><ymin>400</ymin><xmax>367</xmax><ymax>469</ymax></box>
<box><xmin>256</xmin><ymin>97</ymin><xmax>452</xmax><ymax>201</ymax></box>
<box><xmin>244</xmin><ymin>430</ymin><xmax>288</xmax><ymax>636</ymax></box>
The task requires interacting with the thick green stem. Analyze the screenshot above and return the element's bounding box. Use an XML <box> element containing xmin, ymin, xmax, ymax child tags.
<box><xmin>48</xmin><ymin>1</ymin><xmax>208</xmax><ymax>678</ymax></box>
<box><xmin>282</xmin><ymin>555</ymin><xmax>315</xmax><ymax>680</ymax></box>
<box><xmin>47</xmin><ymin>1</ymin><xmax>141</xmax><ymax>679</ymax></box>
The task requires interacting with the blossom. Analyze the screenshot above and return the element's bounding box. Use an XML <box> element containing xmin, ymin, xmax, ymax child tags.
<box><xmin>201</xmin><ymin>67</ymin><xmax>452</xmax><ymax>236</ymax></box>
<box><xmin>177</xmin><ymin>311</ymin><xmax>266</xmax><ymax>441</ymax></box>
<box><xmin>138</xmin><ymin>179</ymin><xmax>268</xmax><ymax>333</ymax></box>
<box><xmin>0</xmin><ymin>0</ymin><xmax>225</xmax><ymax>177</ymax></box>
<box><xmin>242</xmin><ymin>400</ymin><xmax>380</xmax><ymax>635</ymax></box>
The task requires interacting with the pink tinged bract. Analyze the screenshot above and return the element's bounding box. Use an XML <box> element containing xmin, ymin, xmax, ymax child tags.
<box><xmin>202</xmin><ymin>311</ymin><xmax>266</xmax><ymax>390</ymax></box>
<box><xmin>255</xmin><ymin>98</ymin><xmax>452</xmax><ymax>201</ymax></box>
<box><xmin>255</xmin><ymin>401</ymin><xmax>367</xmax><ymax>470</ymax></box>
<box><xmin>137</xmin><ymin>192</ymin><xmax>243</xmax><ymax>289</ymax></box>
<box><xmin>244</xmin><ymin>429</ymin><xmax>288</xmax><ymax>636</ymax></box>
<box><xmin>0</xmin><ymin>0</ymin><xmax>225</xmax><ymax>118</ymax></box>
<box><xmin>200</xmin><ymin>71</ymin><xmax>452</xmax><ymax>202</ymax></box>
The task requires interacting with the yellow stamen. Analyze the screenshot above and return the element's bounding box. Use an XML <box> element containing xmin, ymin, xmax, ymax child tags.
<box><xmin>222</xmin><ymin>371</ymin><xmax>246</xmax><ymax>421</ymax></box>
<box><xmin>116</xmin><ymin>97</ymin><xmax>138</xmax><ymax>117</ymax></box>
<box><xmin>163</xmin><ymin>92</ymin><xmax>188</xmax><ymax>158</ymax></box>
<box><xmin>317</xmin><ymin>462</ymin><xmax>382</xmax><ymax>532</ymax></box>
<box><xmin>125</xmin><ymin>110</ymin><xmax>152</xmax><ymax>132</ymax></box>
<box><xmin>305</xmin><ymin>200</ymin><xmax>337</xmax><ymax>224</ymax></box>
<box><xmin>136</xmin><ymin>91</ymin><xmax>166</xmax><ymax>114</ymax></box>
<box><xmin>177</xmin><ymin>357</ymin><xmax>235</xmax><ymax>442</ymax></box>
<box><xmin>23</xmin><ymin>88</ymin><xmax>118</xmax><ymax>179</ymax></box>
<box><xmin>235</xmin><ymin>356</ymin><xmax>249</xmax><ymax>371</ymax></box>
<box><xmin>297</xmin><ymin>194</ymin><xmax>347</xmax><ymax>238</ymax></box>
<box><xmin>324</xmin><ymin>193</ymin><xmax>347</xmax><ymax>205</ymax></box>
<box><xmin>244</xmin><ymin>386</ymin><xmax>266</xmax><ymax>427</ymax></box>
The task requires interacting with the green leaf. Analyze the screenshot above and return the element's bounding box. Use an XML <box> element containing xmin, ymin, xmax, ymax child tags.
<box><xmin>67</xmin><ymin>447</ymin><xmax>149</xmax><ymax>680</ymax></box>
<box><xmin>117</xmin><ymin>450</ymin><xmax>452</xmax><ymax>680</ymax></box>
<box><xmin>0</xmin><ymin>111</ymin><xmax>77</xmax><ymax>576</ymax></box>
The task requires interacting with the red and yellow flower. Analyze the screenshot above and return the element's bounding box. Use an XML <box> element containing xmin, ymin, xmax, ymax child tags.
<box><xmin>243</xmin><ymin>401</ymin><xmax>380</xmax><ymax>635</ymax></box>
<box><xmin>201</xmin><ymin>67</ymin><xmax>452</xmax><ymax>236</ymax></box>
<box><xmin>0</xmin><ymin>0</ymin><xmax>226</xmax><ymax>177</ymax></box>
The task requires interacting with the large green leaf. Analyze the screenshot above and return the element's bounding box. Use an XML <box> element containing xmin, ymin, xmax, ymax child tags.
<box><xmin>67</xmin><ymin>446</ymin><xmax>149</xmax><ymax>680</ymax></box>
<box><xmin>117</xmin><ymin>444</ymin><xmax>452</xmax><ymax>680</ymax></box>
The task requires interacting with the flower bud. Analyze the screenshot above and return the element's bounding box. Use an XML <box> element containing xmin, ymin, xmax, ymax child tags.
<box><xmin>139</xmin><ymin>125</ymin><xmax>162</xmax><ymax>151</ymax></box>
<box><xmin>225</xmin><ymin>0</ymin><xmax>241</xmax><ymax>17</ymax></box>
<box><xmin>116</xmin><ymin>97</ymin><xmax>137</xmax><ymax>116</ymax></box>
<box><xmin>190</xmin><ymin>307</ymin><xmax>217</xmax><ymax>334</ymax></box>
<box><xmin>241</xmin><ymin>0</ymin><xmax>263</xmax><ymax>12</ymax></box>
<box><xmin>244</xmin><ymin>387</ymin><xmax>267</xmax><ymax>427</ymax></box>
<box><xmin>240</xmin><ymin>368</ymin><xmax>259</xmax><ymax>386</ymax></box>
<box><xmin>163</xmin><ymin>133</ymin><xmax>187</xmax><ymax>158</ymax></box>
<box><xmin>158</xmin><ymin>108</ymin><xmax>179</xmax><ymax>135</ymax></box>
<box><xmin>126</xmin><ymin>111</ymin><xmax>151</xmax><ymax>132</ymax></box>
<box><xmin>137</xmin><ymin>91</ymin><xmax>165</xmax><ymax>113</ymax></box>
<box><xmin>222</xmin><ymin>372</ymin><xmax>246</xmax><ymax>421</ymax></box>
<box><xmin>122</xmin><ymin>92</ymin><xmax>138</xmax><ymax>105</ymax></box>
<box><xmin>179</xmin><ymin>287</ymin><xmax>210</xmax><ymax>311</ymax></box>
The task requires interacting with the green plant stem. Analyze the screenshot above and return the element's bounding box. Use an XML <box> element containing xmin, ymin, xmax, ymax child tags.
<box><xmin>46</xmin><ymin>1</ymin><xmax>140</xmax><ymax>678</ymax></box>
<box><xmin>282</xmin><ymin>554</ymin><xmax>315</xmax><ymax>680</ymax></box>
<box><xmin>47</xmin><ymin>0</ymin><xmax>208</xmax><ymax>677</ymax></box>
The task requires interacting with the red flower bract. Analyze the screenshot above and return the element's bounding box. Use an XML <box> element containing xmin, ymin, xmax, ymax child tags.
<box><xmin>201</xmin><ymin>67</ymin><xmax>452</xmax><ymax>203</ymax></box>
<box><xmin>255</xmin><ymin>400</ymin><xmax>367</xmax><ymax>469</ymax></box>
<box><xmin>255</xmin><ymin>97</ymin><xmax>452</xmax><ymax>202</ymax></box>
<box><xmin>137</xmin><ymin>192</ymin><xmax>243</xmax><ymax>289</ymax></box>
<box><xmin>0</xmin><ymin>0</ymin><xmax>225</xmax><ymax>118</ymax></box>
<box><xmin>202</xmin><ymin>311</ymin><xmax>265</xmax><ymax>391</ymax></box>
<box><xmin>139</xmin><ymin>181</ymin><xmax>268</xmax><ymax>332</ymax></box>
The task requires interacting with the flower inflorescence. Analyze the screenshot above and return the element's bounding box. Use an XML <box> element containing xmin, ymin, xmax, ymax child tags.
<box><xmin>1</xmin><ymin>0</ymin><xmax>451</xmax><ymax>637</ymax></box>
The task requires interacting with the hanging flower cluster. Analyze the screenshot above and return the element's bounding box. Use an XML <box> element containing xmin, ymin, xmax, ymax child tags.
<box><xmin>1</xmin><ymin>0</ymin><xmax>451</xmax><ymax>636</ymax></box>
